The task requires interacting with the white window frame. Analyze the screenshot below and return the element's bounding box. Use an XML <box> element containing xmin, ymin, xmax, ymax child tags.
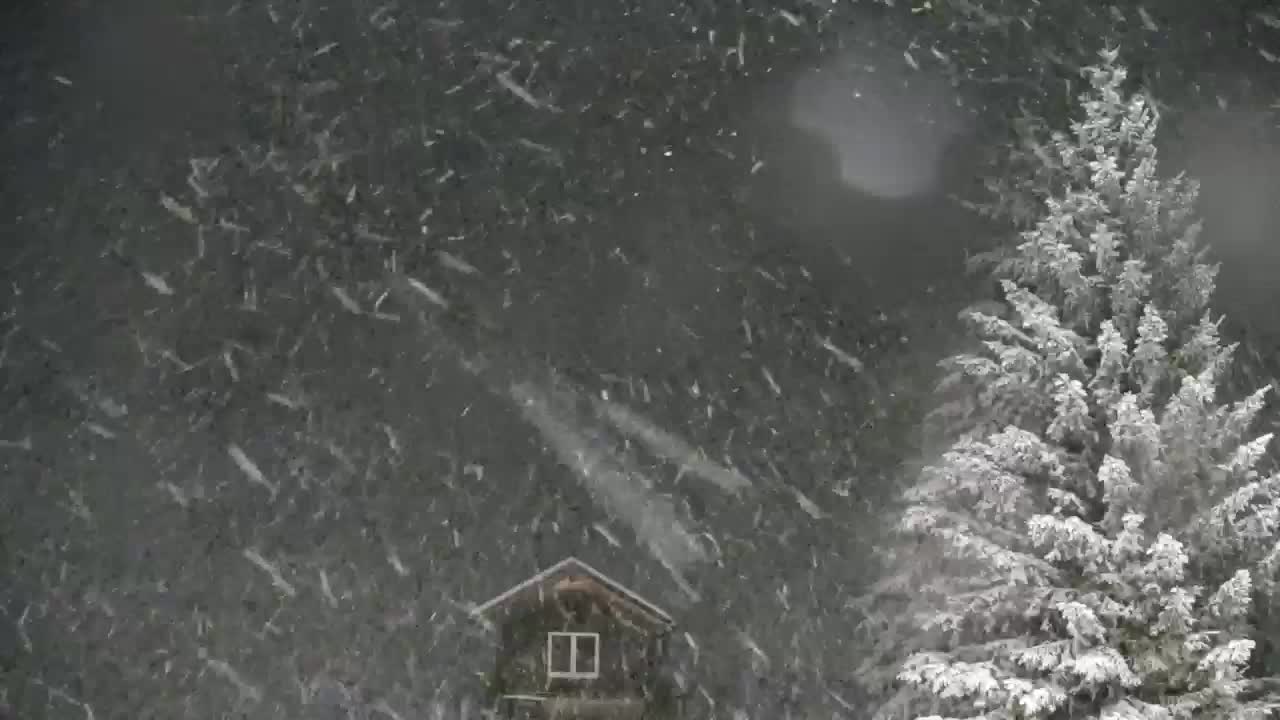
<box><xmin>546</xmin><ymin>631</ymin><xmax>600</xmax><ymax>680</ymax></box>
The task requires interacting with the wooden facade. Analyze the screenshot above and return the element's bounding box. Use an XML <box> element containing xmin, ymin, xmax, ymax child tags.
<box><xmin>472</xmin><ymin>557</ymin><xmax>678</xmax><ymax>719</ymax></box>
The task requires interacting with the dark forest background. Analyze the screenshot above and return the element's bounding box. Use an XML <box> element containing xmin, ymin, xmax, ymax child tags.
<box><xmin>3</xmin><ymin>0</ymin><xmax>1280</xmax><ymax>717</ymax></box>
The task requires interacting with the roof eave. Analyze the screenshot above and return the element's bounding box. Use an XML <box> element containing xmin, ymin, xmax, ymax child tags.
<box><xmin>471</xmin><ymin>556</ymin><xmax>675</xmax><ymax>627</ymax></box>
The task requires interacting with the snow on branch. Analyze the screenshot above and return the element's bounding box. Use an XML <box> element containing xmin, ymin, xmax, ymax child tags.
<box><xmin>865</xmin><ymin>48</ymin><xmax>1280</xmax><ymax>720</ymax></box>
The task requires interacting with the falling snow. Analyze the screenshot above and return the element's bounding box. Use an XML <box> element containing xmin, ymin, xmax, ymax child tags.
<box><xmin>6</xmin><ymin>1</ymin><xmax>1280</xmax><ymax>719</ymax></box>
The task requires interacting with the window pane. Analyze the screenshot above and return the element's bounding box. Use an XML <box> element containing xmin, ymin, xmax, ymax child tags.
<box><xmin>549</xmin><ymin>634</ymin><xmax>573</xmax><ymax>673</ymax></box>
<box><xmin>574</xmin><ymin>634</ymin><xmax>598</xmax><ymax>674</ymax></box>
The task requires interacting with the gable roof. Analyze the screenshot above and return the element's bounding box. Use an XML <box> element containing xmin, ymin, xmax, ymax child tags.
<box><xmin>472</xmin><ymin>556</ymin><xmax>674</xmax><ymax>628</ymax></box>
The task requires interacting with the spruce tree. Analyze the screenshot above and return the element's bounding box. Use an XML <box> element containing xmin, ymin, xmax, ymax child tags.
<box><xmin>863</xmin><ymin>49</ymin><xmax>1280</xmax><ymax>720</ymax></box>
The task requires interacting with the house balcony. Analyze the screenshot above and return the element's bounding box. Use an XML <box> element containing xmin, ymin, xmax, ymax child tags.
<box><xmin>496</xmin><ymin>692</ymin><xmax>647</xmax><ymax>720</ymax></box>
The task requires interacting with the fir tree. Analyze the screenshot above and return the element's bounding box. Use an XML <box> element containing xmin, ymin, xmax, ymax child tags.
<box><xmin>862</xmin><ymin>50</ymin><xmax>1280</xmax><ymax>720</ymax></box>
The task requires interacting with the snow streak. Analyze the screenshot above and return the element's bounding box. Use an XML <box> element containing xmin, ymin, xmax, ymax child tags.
<box><xmin>510</xmin><ymin>379</ymin><xmax>705</xmax><ymax>599</ymax></box>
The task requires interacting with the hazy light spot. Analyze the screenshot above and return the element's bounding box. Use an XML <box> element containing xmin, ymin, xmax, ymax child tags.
<box><xmin>788</xmin><ymin>51</ymin><xmax>967</xmax><ymax>199</ymax></box>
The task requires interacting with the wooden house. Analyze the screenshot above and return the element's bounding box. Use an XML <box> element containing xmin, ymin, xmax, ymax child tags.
<box><xmin>472</xmin><ymin>557</ymin><xmax>678</xmax><ymax>719</ymax></box>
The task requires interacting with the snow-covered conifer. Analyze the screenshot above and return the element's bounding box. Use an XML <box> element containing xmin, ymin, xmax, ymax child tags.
<box><xmin>865</xmin><ymin>49</ymin><xmax>1280</xmax><ymax>720</ymax></box>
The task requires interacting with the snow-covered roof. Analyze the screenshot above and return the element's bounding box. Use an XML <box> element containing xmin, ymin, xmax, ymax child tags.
<box><xmin>471</xmin><ymin>556</ymin><xmax>674</xmax><ymax>628</ymax></box>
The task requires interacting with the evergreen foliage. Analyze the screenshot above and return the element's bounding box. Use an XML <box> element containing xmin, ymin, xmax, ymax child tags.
<box><xmin>864</xmin><ymin>49</ymin><xmax>1280</xmax><ymax>720</ymax></box>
